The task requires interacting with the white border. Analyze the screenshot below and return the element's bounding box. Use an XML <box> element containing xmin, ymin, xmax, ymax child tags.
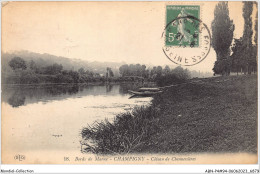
<box><xmin>1</xmin><ymin>0</ymin><xmax>259</xmax><ymax>173</ymax></box>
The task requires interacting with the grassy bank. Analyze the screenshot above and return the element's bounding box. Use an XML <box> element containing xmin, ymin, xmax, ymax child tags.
<box><xmin>81</xmin><ymin>75</ymin><xmax>257</xmax><ymax>154</ymax></box>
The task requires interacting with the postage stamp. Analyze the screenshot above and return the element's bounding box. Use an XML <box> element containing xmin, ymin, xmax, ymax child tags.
<box><xmin>165</xmin><ymin>5</ymin><xmax>200</xmax><ymax>47</ymax></box>
<box><xmin>163</xmin><ymin>5</ymin><xmax>211</xmax><ymax>66</ymax></box>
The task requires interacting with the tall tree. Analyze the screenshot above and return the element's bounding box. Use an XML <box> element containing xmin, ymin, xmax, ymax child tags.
<box><xmin>163</xmin><ymin>65</ymin><xmax>171</xmax><ymax>75</ymax></box>
<box><xmin>254</xmin><ymin>3</ymin><xmax>258</xmax><ymax>47</ymax></box>
<box><xmin>211</xmin><ymin>2</ymin><xmax>234</xmax><ymax>75</ymax></box>
<box><xmin>231</xmin><ymin>38</ymin><xmax>244</xmax><ymax>74</ymax></box>
<box><xmin>141</xmin><ymin>65</ymin><xmax>146</xmax><ymax>77</ymax></box>
<box><xmin>253</xmin><ymin>3</ymin><xmax>258</xmax><ymax>73</ymax></box>
<box><xmin>106</xmin><ymin>67</ymin><xmax>114</xmax><ymax>78</ymax></box>
<box><xmin>242</xmin><ymin>1</ymin><xmax>254</xmax><ymax>74</ymax></box>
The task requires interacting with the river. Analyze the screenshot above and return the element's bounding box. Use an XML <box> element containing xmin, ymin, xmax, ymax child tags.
<box><xmin>2</xmin><ymin>83</ymin><xmax>152</xmax><ymax>156</ymax></box>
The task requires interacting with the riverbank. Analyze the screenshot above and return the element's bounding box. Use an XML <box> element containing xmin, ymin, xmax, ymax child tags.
<box><xmin>2</xmin><ymin>81</ymin><xmax>156</xmax><ymax>87</ymax></box>
<box><xmin>81</xmin><ymin>74</ymin><xmax>257</xmax><ymax>154</ymax></box>
<box><xmin>2</xmin><ymin>73</ymin><xmax>149</xmax><ymax>85</ymax></box>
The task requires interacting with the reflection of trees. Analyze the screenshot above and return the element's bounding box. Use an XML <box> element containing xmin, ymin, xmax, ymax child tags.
<box><xmin>45</xmin><ymin>85</ymin><xmax>67</xmax><ymax>95</ymax></box>
<box><xmin>67</xmin><ymin>85</ymin><xmax>79</xmax><ymax>94</ymax></box>
<box><xmin>79</xmin><ymin>86</ymin><xmax>84</xmax><ymax>92</ymax></box>
<box><xmin>6</xmin><ymin>85</ymin><xmax>80</xmax><ymax>108</ymax></box>
<box><xmin>8</xmin><ymin>91</ymin><xmax>26</xmax><ymax>107</ymax></box>
<box><xmin>105</xmin><ymin>84</ymin><xmax>112</xmax><ymax>93</ymax></box>
<box><xmin>44</xmin><ymin>85</ymin><xmax>79</xmax><ymax>95</ymax></box>
<box><xmin>4</xmin><ymin>82</ymin><xmax>156</xmax><ymax>108</ymax></box>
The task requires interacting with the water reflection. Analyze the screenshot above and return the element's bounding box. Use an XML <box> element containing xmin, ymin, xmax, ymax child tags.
<box><xmin>2</xmin><ymin>83</ymin><xmax>153</xmax><ymax>153</ymax></box>
<box><xmin>106</xmin><ymin>84</ymin><xmax>113</xmax><ymax>93</ymax></box>
<box><xmin>8</xmin><ymin>91</ymin><xmax>26</xmax><ymax>107</ymax></box>
<box><xmin>2</xmin><ymin>83</ymin><xmax>155</xmax><ymax>108</ymax></box>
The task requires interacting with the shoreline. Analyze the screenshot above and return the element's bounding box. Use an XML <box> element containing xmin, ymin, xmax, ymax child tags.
<box><xmin>81</xmin><ymin>74</ymin><xmax>257</xmax><ymax>154</ymax></box>
<box><xmin>2</xmin><ymin>81</ymin><xmax>157</xmax><ymax>87</ymax></box>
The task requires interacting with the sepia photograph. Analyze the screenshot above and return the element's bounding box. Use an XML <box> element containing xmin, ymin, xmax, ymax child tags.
<box><xmin>1</xmin><ymin>1</ymin><xmax>258</xmax><ymax>167</ymax></box>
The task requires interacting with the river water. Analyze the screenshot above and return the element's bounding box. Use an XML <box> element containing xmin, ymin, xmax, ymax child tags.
<box><xmin>2</xmin><ymin>83</ymin><xmax>152</xmax><ymax>155</ymax></box>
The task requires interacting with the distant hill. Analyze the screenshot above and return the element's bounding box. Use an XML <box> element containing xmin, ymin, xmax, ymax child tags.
<box><xmin>2</xmin><ymin>50</ymin><xmax>125</xmax><ymax>76</ymax></box>
<box><xmin>2</xmin><ymin>50</ymin><xmax>213</xmax><ymax>78</ymax></box>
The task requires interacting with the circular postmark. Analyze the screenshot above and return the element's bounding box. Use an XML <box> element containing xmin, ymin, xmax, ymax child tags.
<box><xmin>162</xmin><ymin>15</ymin><xmax>211</xmax><ymax>66</ymax></box>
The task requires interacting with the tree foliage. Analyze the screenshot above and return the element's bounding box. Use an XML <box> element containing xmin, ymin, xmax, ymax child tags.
<box><xmin>9</xmin><ymin>57</ymin><xmax>27</xmax><ymax>70</ymax></box>
<box><xmin>211</xmin><ymin>2</ymin><xmax>234</xmax><ymax>75</ymax></box>
<box><xmin>242</xmin><ymin>1</ymin><xmax>254</xmax><ymax>74</ymax></box>
<box><xmin>106</xmin><ymin>67</ymin><xmax>114</xmax><ymax>78</ymax></box>
<box><xmin>41</xmin><ymin>63</ymin><xmax>63</xmax><ymax>75</ymax></box>
<box><xmin>254</xmin><ymin>2</ymin><xmax>258</xmax><ymax>47</ymax></box>
<box><xmin>228</xmin><ymin>2</ymin><xmax>257</xmax><ymax>75</ymax></box>
<box><xmin>155</xmin><ymin>66</ymin><xmax>191</xmax><ymax>86</ymax></box>
<box><xmin>29</xmin><ymin>60</ymin><xmax>37</xmax><ymax>70</ymax></box>
<box><xmin>78</xmin><ymin>67</ymin><xmax>85</xmax><ymax>74</ymax></box>
<box><xmin>119</xmin><ymin>64</ymin><xmax>149</xmax><ymax>78</ymax></box>
<box><xmin>243</xmin><ymin>1</ymin><xmax>253</xmax><ymax>44</ymax></box>
<box><xmin>231</xmin><ymin>38</ymin><xmax>244</xmax><ymax>74</ymax></box>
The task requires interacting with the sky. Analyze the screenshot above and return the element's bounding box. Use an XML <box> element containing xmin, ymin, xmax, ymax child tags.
<box><xmin>2</xmin><ymin>1</ymin><xmax>257</xmax><ymax>72</ymax></box>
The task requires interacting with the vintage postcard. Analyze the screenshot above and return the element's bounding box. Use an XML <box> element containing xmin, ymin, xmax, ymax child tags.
<box><xmin>1</xmin><ymin>1</ymin><xmax>258</xmax><ymax>167</ymax></box>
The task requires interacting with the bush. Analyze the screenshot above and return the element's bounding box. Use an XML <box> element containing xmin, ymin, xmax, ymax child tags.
<box><xmin>155</xmin><ymin>73</ymin><xmax>186</xmax><ymax>87</ymax></box>
<box><xmin>81</xmin><ymin>106</ymin><xmax>161</xmax><ymax>154</ymax></box>
<box><xmin>20</xmin><ymin>71</ymin><xmax>40</xmax><ymax>84</ymax></box>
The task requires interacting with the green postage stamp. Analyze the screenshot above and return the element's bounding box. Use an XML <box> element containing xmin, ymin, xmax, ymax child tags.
<box><xmin>163</xmin><ymin>4</ymin><xmax>211</xmax><ymax>66</ymax></box>
<box><xmin>165</xmin><ymin>5</ymin><xmax>200</xmax><ymax>47</ymax></box>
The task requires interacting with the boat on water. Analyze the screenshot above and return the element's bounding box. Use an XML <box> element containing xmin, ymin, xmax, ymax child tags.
<box><xmin>138</xmin><ymin>87</ymin><xmax>161</xmax><ymax>92</ymax></box>
<box><xmin>128</xmin><ymin>90</ymin><xmax>163</xmax><ymax>96</ymax></box>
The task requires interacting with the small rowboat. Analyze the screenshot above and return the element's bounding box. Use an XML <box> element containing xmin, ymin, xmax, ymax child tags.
<box><xmin>138</xmin><ymin>87</ymin><xmax>161</xmax><ymax>92</ymax></box>
<box><xmin>128</xmin><ymin>90</ymin><xmax>163</xmax><ymax>96</ymax></box>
